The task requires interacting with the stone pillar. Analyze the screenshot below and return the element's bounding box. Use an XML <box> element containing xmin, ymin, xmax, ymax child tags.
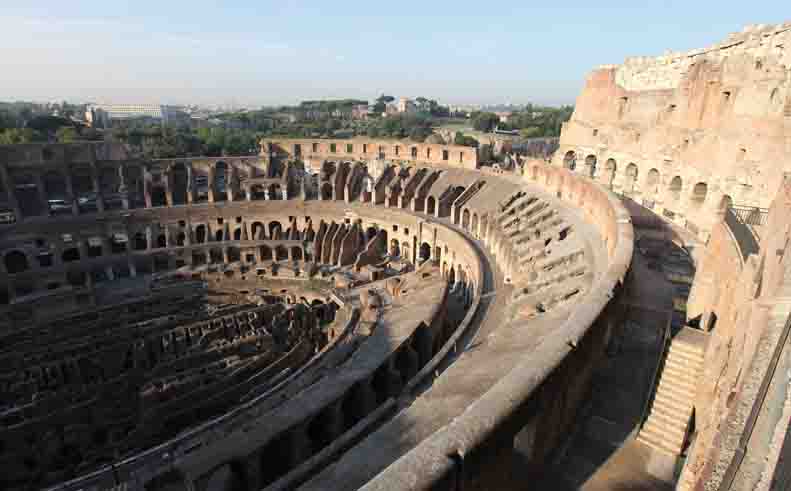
<box><xmin>128</xmin><ymin>257</ymin><xmax>137</xmax><ymax>277</ymax></box>
<box><xmin>143</xmin><ymin>168</ymin><xmax>152</xmax><ymax>208</ymax></box>
<box><xmin>34</xmin><ymin>171</ymin><xmax>50</xmax><ymax>216</ymax></box>
<box><xmin>226</xmin><ymin>165</ymin><xmax>235</xmax><ymax>202</ymax></box>
<box><xmin>0</xmin><ymin>164</ymin><xmax>22</xmax><ymax>219</ymax></box>
<box><xmin>164</xmin><ymin>224</ymin><xmax>170</xmax><ymax>248</ymax></box>
<box><xmin>184</xmin><ymin>222</ymin><xmax>192</xmax><ymax>246</ymax></box>
<box><xmin>89</xmin><ymin>162</ymin><xmax>105</xmax><ymax>213</ymax></box>
<box><xmin>207</xmin><ymin>167</ymin><xmax>216</xmax><ymax>203</ymax></box>
<box><xmin>164</xmin><ymin>168</ymin><xmax>174</xmax><ymax>206</ymax></box>
<box><xmin>222</xmin><ymin>247</ymin><xmax>230</xmax><ymax>264</ymax></box>
<box><xmin>117</xmin><ymin>165</ymin><xmax>129</xmax><ymax>209</ymax></box>
<box><xmin>145</xmin><ymin>226</ymin><xmax>153</xmax><ymax>250</ymax></box>
<box><xmin>245</xmin><ymin>185</ymin><xmax>252</xmax><ymax>201</ymax></box>
<box><xmin>186</xmin><ymin>163</ymin><xmax>194</xmax><ymax>204</ymax></box>
<box><xmin>63</xmin><ymin>167</ymin><xmax>80</xmax><ymax>215</ymax></box>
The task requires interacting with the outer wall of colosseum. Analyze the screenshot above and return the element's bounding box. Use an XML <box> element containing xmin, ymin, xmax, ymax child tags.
<box><xmin>554</xmin><ymin>23</ymin><xmax>791</xmax><ymax>241</ymax></box>
<box><xmin>554</xmin><ymin>23</ymin><xmax>791</xmax><ymax>491</ymax></box>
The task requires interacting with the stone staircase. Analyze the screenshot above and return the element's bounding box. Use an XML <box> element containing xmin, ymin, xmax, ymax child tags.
<box><xmin>637</xmin><ymin>331</ymin><xmax>705</xmax><ymax>455</ymax></box>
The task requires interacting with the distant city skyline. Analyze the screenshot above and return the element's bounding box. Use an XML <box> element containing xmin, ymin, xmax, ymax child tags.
<box><xmin>1</xmin><ymin>1</ymin><xmax>788</xmax><ymax>107</ymax></box>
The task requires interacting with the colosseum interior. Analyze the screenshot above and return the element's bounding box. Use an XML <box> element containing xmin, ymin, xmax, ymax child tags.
<box><xmin>0</xmin><ymin>21</ymin><xmax>790</xmax><ymax>491</ymax></box>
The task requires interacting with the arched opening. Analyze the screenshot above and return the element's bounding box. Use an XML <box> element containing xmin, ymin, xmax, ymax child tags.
<box><xmin>719</xmin><ymin>194</ymin><xmax>733</xmax><ymax>211</ymax></box>
<box><xmin>62</xmin><ymin>248</ymin><xmax>80</xmax><ymax>262</ymax></box>
<box><xmin>227</xmin><ymin>247</ymin><xmax>241</xmax><ymax>263</ymax></box>
<box><xmin>260</xmin><ymin>245</ymin><xmax>272</xmax><ymax>261</ymax></box>
<box><xmin>215</xmin><ymin>229</ymin><xmax>224</xmax><ymax>242</ymax></box>
<box><xmin>269</xmin><ymin>222</ymin><xmax>282</xmax><ymax>240</ymax></box>
<box><xmin>563</xmin><ymin>151</ymin><xmax>576</xmax><ymax>170</ymax></box>
<box><xmin>251</xmin><ymin>222</ymin><xmax>265</xmax><ymax>240</ymax></box>
<box><xmin>275</xmin><ymin>246</ymin><xmax>288</xmax><ymax>261</ymax></box>
<box><xmin>692</xmin><ymin>182</ymin><xmax>708</xmax><ymax>206</ymax></box>
<box><xmin>585</xmin><ymin>155</ymin><xmax>597</xmax><ymax>177</ymax></box>
<box><xmin>157</xmin><ymin>234</ymin><xmax>167</xmax><ymax>248</ymax></box>
<box><xmin>4</xmin><ymin>251</ymin><xmax>29</xmax><ymax>274</ymax></box>
<box><xmin>669</xmin><ymin>176</ymin><xmax>683</xmax><ymax>203</ymax></box>
<box><xmin>133</xmin><ymin>233</ymin><xmax>147</xmax><ymax>250</ymax></box>
<box><xmin>150</xmin><ymin>186</ymin><xmax>166</xmax><ymax>207</ymax></box>
<box><xmin>12</xmin><ymin>173</ymin><xmax>43</xmax><ymax>217</ymax></box>
<box><xmin>471</xmin><ymin>213</ymin><xmax>479</xmax><ymax>236</ymax></box>
<box><xmin>176</xmin><ymin>231</ymin><xmax>186</xmax><ymax>246</ymax></box>
<box><xmin>426</xmin><ymin>196</ymin><xmax>436</xmax><ymax>215</ymax></box>
<box><xmin>43</xmin><ymin>170</ymin><xmax>70</xmax><ymax>215</ymax></box>
<box><xmin>124</xmin><ymin>166</ymin><xmax>145</xmax><ymax>208</ymax></box>
<box><xmin>233</xmin><ymin>228</ymin><xmax>242</xmax><ymax>241</ymax></box>
<box><xmin>291</xmin><ymin>247</ymin><xmax>303</xmax><ymax>261</ymax></box>
<box><xmin>321</xmin><ymin>183</ymin><xmax>333</xmax><ymax>200</ymax></box>
<box><xmin>603</xmin><ymin>159</ymin><xmax>616</xmax><ymax>188</ymax></box>
<box><xmin>98</xmin><ymin>166</ymin><xmax>121</xmax><ymax>209</ymax></box>
<box><xmin>171</xmin><ymin>163</ymin><xmax>189</xmax><ymax>205</ymax></box>
<box><xmin>419</xmin><ymin>242</ymin><xmax>431</xmax><ymax>263</ymax></box>
<box><xmin>195</xmin><ymin>225</ymin><xmax>207</xmax><ymax>244</ymax></box>
<box><xmin>366</xmin><ymin>226</ymin><xmax>378</xmax><ymax>242</ymax></box>
<box><xmin>646</xmin><ymin>169</ymin><xmax>660</xmax><ymax>198</ymax></box>
<box><xmin>214</xmin><ymin>162</ymin><xmax>228</xmax><ymax>202</ymax></box>
<box><xmin>268</xmin><ymin>183</ymin><xmax>282</xmax><ymax>200</ymax></box>
<box><xmin>462</xmin><ymin>209</ymin><xmax>470</xmax><ymax>230</ymax></box>
<box><xmin>390</xmin><ymin>239</ymin><xmax>400</xmax><ymax>257</ymax></box>
<box><xmin>625</xmin><ymin>163</ymin><xmax>638</xmax><ymax>194</ymax></box>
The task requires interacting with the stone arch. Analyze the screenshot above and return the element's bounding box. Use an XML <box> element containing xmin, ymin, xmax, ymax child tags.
<box><xmin>426</xmin><ymin>196</ymin><xmax>436</xmax><ymax>215</ymax></box>
<box><xmin>268</xmin><ymin>183</ymin><xmax>282</xmax><ymax>200</ymax></box>
<box><xmin>390</xmin><ymin>239</ymin><xmax>400</xmax><ymax>257</ymax></box>
<box><xmin>133</xmin><ymin>232</ymin><xmax>147</xmax><ymax>250</ymax></box>
<box><xmin>233</xmin><ymin>228</ymin><xmax>242</xmax><ymax>241</ymax></box>
<box><xmin>62</xmin><ymin>247</ymin><xmax>80</xmax><ymax>262</ymax></box>
<box><xmin>645</xmin><ymin>168</ymin><xmax>661</xmax><ymax>197</ymax></box>
<box><xmin>214</xmin><ymin>228</ymin><xmax>225</xmax><ymax>242</ymax></box>
<box><xmin>43</xmin><ymin>170</ymin><xmax>68</xmax><ymax>202</ymax></box>
<box><xmin>625</xmin><ymin>163</ymin><xmax>638</xmax><ymax>194</ymax></box>
<box><xmin>157</xmin><ymin>234</ymin><xmax>167</xmax><ymax>248</ymax></box>
<box><xmin>251</xmin><ymin>221</ymin><xmax>265</xmax><ymax>240</ymax></box>
<box><xmin>269</xmin><ymin>221</ymin><xmax>283</xmax><ymax>240</ymax></box>
<box><xmin>171</xmin><ymin>162</ymin><xmax>189</xmax><ymax>205</ymax></box>
<box><xmin>719</xmin><ymin>194</ymin><xmax>733</xmax><ymax>211</ymax></box>
<box><xmin>275</xmin><ymin>245</ymin><xmax>288</xmax><ymax>261</ymax></box>
<box><xmin>321</xmin><ymin>183</ymin><xmax>333</xmax><ymax>200</ymax></box>
<box><xmin>4</xmin><ymin>250</ymin><xmax>29</xmax><ymax>274</ymax></box>
<box><xmin>669</xmin><ymin>176</ymin><xmax>683</xmax><ymax>202</ymax></box>
<box><xmin>584</xmin><ymin>154</ymin><xmax>597</xmax><ymax>177</ymax></box>
<box><xmin>603</xmin><ymin>158</ymin><xmax>616</xmax><ymax>188</ymax></box>
<box><xmin>419</xmin><ymin>242</ymin><xmax>431</xmax><ymax>263</ymax></box>
<box><xmin>195</xmin><ymin>225</ymin><xmax>207</xmax><ymax>244</ymax></box>
<box><xmin>563</xmin><ymin>151</ymin><xmax>576</xmax><ymax>170</ymax></box>
<box><xmin>291</xmin><ymin>246</ymin><xmax>303</xmax><ymax>261</ymax></box>
<box><xmin>176</xmin><ymin>231</ymin><xmax>187</xmax><ymax>246</ymax></box>
<box><xmin>692</xmin><ymin>182</ymin><xmax>708</xmax><ymax>206</ymax></box>
<box><xmin>214</xmin><ymin>161</ymin><xmax>228</xmax><ymax>202</ymax></box>
<box><xmin>12</xmin><ymin>172</ymin><xmax>42</xmax><ymax>217</ymax></box>
<box><xmin>462</xmin><ymin>209</ymin><xmax>471</xmax><ymax>230</ymax></box>
<box><xmin>260</xmin><ymin>245</ymin><xmax>272</xmax><ymax>260</ymax></box>
<box><xmin>471</xmin><ymin>213</ymin><xmax>479</xmax><ymax>236</ymax></box>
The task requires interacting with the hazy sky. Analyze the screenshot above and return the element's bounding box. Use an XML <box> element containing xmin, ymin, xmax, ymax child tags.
<box><xmin>0</xmin><ymin>1</ymin><xmax>788</xmax><ymax>106</ymax></box>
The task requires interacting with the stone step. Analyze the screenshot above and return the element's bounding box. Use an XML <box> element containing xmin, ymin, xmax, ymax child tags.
<box><xmin>640</xmin><ymin>422</ymin><xmax>686</xmax><ymax>448</ymax></box>
<box><xmin>638</xmin><ymin>431</ymin><xmax>683</xmax><ymax>456</ymax></box>
<box><xmin>651</xmin><ymin>393</ymin><xmax>693</xmax><ymax>414</ymax></box>
<box><xmin>657</xmin><ymin>377</ymin><xmax>696</xmax><ymax>400</ymax></box>
<box><xmin>666</xmin><ymin>351</ymin><xmax>704</xmax><ymax>369</ymax></box>
<box><xmin>666</xmin><ymin>348</ymin><xmax>705</xmax><ymax>367</ymax></box>
<box><xmin>668</xmin><ymin>341</ymin><xmax>705</xmax><ymax>359</ymax></box>
<box><xmin>658</xmin><ymin>368</ymin><xmax>699</xmax><ymax>390</ymax></box>
<box><xmin>638</xmin><ymin>426</ymin><xmax>685</xmax><ymax>455</ymax></box>
<box><xmin>647</xmin><ymin>402</ymin><xmax>692</xmax><ymax>427</ymax></box>
<box><xmin>660</xmin><ymin>363</ymin><xmax>700</xmax><ymax>384</ymax></box>
<box><xmin>642</xmin><ymin>419</ymin><xmax>687</xmax><ymax>442</ymax></box>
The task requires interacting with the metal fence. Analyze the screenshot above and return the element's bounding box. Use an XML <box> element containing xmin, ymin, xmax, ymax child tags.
<box><xmin>729</xmin><ymin>205</ymin><xmax>769</xmax><ymax>226</ymax></box>
<box><xmin>724</xmin><ymin>207</ymin><xmax>760</xmax><ymax>261</ymax></box>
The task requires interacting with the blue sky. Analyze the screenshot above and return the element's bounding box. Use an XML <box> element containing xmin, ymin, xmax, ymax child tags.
<box><xmin>0</xmin><ymin>1</ymin><xmax>788</xmax><ymax>106</ymax></box>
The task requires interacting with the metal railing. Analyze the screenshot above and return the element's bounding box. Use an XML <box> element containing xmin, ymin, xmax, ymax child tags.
<box><xmin>729</xmin><ymin>205</ymin><xmax>769</xmax><ymax>226</ymax></box>
<box><xmin>724</xmin><ymin>207</ymin><xmax>760</xmax><ymax>261</ymax></box>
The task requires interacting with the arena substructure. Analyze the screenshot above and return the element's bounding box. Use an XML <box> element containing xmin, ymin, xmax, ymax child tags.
<box><xmin>0</xmin><ymin>141</ymin><xmax>632</xmax><ymax>491</ymax></box>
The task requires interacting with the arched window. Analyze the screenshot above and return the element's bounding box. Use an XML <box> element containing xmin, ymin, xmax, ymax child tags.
<box><xmin>563</xmin><ymin>151</ymin><xmax>576</xmax><ymax>170</ymax></box>
<box><xmin>692</xmin><ymin>182</ymin><xmax>708</xmax><ymax>205</ymax></box>
<box><xmin>584</xmin><ymin>155</ymin><xmax>597</xmax><ymax>177</ymax></box>
<box><xmin>419</xmin><ymin>242</ymin><xmax>431</xmax><ymax>263</ymax></box>
<box><xmin>603</xmin><ymin>159</ymin><xmax>617</xmax><ymax>188</ymax></box>
<box><xmin>646</xmin><ymin>169</ymin><xmax>661</xmax><ymax>198</ymax></box>
<box><xmin>426</xmin><ymin>196</ymin><xmax>436</xmax><ymax>215</ymax></box>
<box><xmin>4</xmin><ymin>250</ymin><xmax>29</xmax><ymax>274</ymax></box>
<box><xmin>669</xmin><ymin>176</ymin><xmax>683</xmax><ymax>202</ymax></box>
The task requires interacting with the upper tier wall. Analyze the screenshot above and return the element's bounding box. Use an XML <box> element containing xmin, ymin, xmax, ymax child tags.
<box><xmin>555</xmin><ymin>22</ymin><xmax>791</xmax><ymax>240</ymax></box>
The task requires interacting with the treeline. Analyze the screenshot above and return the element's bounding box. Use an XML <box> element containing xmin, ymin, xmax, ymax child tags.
<box><xmin>0</xmin><ymin>101</ymin><xmax>95</xmax><ymax>144</ymax></box>
<box><xmin>470</xmin><ymin>104</ymin><xmax>574</xmax><ymax>137</ymax></box>
<box><xmin>112</xmin><ymin>124</ymin><xmax>260</xmax><ymax>159</ymax></box>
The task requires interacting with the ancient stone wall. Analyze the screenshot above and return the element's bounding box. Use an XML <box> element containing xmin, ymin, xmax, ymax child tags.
<box><xmin>554</xmin><ymin>22</ymin><xmax>791</xmax><ymax>240</ymax></box>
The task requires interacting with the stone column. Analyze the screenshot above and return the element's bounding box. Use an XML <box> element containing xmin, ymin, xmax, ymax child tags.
<box><xmin>164</xmin><ymin>167</ymin><xmax>174</xmax><ymax>207</ymax></box>
<box><xmin>164</xmin><ymin>224</ymin><xmax>170</xmax><ymax>248</ymax></box>
<box><xmin>0</xmin><ymin>164</ymin><xmax>22</xmax><ymax>219</ymax></box>
<box><xmin>184</xmin><ymin>222</ymin><xmax>192</xmax><ymax>246</ymax></box>
<box><xmin>143</xmin><ymin>167</ymin><xmax>152</xmax><ymax>208</ymax></box>
<box><xmin>222</xmin><ymin>247</ymin><xmax>229</xmax><ymax>264</ymax></box>
<box><xmin>34</xmin><ymin>171</ymin><xmax>50</xmax><ymax>216</ymax></box>
<box><xmin>226</xmin><ymin>165</ymin><xmax>235</xmax><ymax>202</ymax></box>
<box><xmin>89</xmin><ymin>163</ymin><xmax>105</xmax><ymax>213</ymax></box>
<box><xmin>63</xmin><ymin>167</ymin><xmax>80</xmax><ymax>215</ymax></box>
<box><xmin>145</xmin><ymin>226</ymin><xmax>153</xmax><ymax>250</ymax></box>
<box><xmin>117</xmin><ymin>165</ymin><xmax>129</xmax><ymax>209</ymax></box>
<box><xmin>186</xmin><ymin>163</ymin><xmax>194</xmax><ymax>204</ymax></box>
<box><xmin>207</xmin><ymin>167</ymin><xmax>216</xmax><ymax>203</ymax></box>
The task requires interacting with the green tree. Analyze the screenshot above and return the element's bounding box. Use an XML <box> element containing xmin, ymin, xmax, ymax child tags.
<box><xmin>471</xmin><ymin>112</ymin><xmax>500</xmax><ymax>132</ymax></box>
<box><xmin>56</xmin><ymin>126</ymin><xmax>78</xmax><ymax>143</ymax></box>
<box><xmin>0</xmin><ymin>128</ymin><xmax>44</xmax><ymax>144</ymax></box>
